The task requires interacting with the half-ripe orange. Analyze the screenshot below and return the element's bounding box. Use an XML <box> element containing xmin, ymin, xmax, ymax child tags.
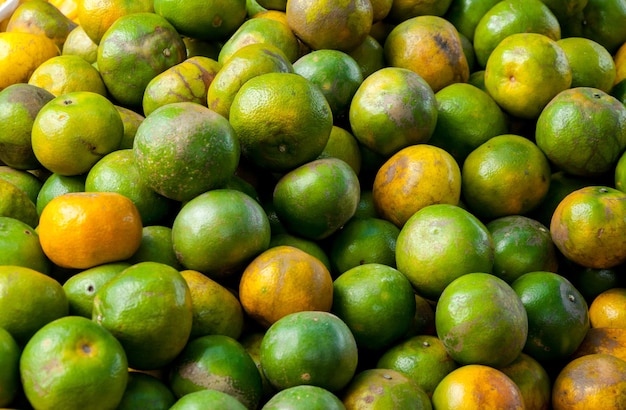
<box><xmin>571</xmin><ymin>327</ymin><xmax>626</xmax><ymax>362</ymax></box>
<box><xmin>239</xmin><ymin>245</ymin><xmax>334</xmax><ymax>328</ymax></box>
<box><xmin>0</xmin><ymin>32</ymin><xmax>60</xmax><ymax>91</ymax></box>
<box><xmin>497</xmin><ymin>353</ymin><xmax>552</xmax><ymax>410</ymax></box>
<box><xmin>78</xmin><ymin>0</ymin><xmax>153</xmax><ymax>44</ymax></box>
<box><xmin>588</xmin><ymin>288</ymin><xmax>626</xmax><ymax>329</ymax></box>
<box><xmin>38</xmin><ymin>192</ymin><xmax>143</xmax><ymax>269</ymax></box>
<box><xmin>0</xmin><ymin>327</ymin><xmax>19</xmax><ymax>407</ymax></box>
<box><xmin>550</xmin><ymin>186</ymin><xmax>626</xmax><ymax>269</ymax></box>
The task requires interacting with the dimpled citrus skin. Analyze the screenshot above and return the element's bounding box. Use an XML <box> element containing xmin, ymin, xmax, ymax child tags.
<box><xmin>0</xmin><ymin>32</ymin><xmax>60</xmax><ymax>91</ymax></box>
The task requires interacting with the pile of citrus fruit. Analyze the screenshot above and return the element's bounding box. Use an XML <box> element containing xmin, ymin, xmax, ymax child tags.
<box><xmin>2</xmin><ymin>0</ymin><xmax>626</xmax><ymax>408</ymax></box>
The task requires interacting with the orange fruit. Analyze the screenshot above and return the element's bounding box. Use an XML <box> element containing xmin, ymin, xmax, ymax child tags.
<box><xmin>444</xmin><ymin>0</ymin><xmax>501</xmax><ymax>41</ymax></box>
<box><xmin>96</xmin><ymin>12</ymin><xmax>186</xmax><ymax>109</ymax></box>
<box><xmin>38</xmin><ymin>192</ymin><xmax>143</xmax><ymax>269</ymax></box>
<box><xmin>372</xmin><ymin>145</ymin><xmax>461</xmax><ymax>228</ymax></box>
<box><xmin>153</xmin><ymin>0</ymin><xmax>246</xmax><ymax>42</ymax></box>
<box><xmin>571</xmin><ymin>327</ymin><xmax>626</xmax><ymax>362</ymax></box>
<box><xmin>268</xmin><ymin>232</ymin><xmax>332</xmax><ymax>272</ymax></box>
<box><xmin>461</xmin><ymin>134</ymin><xmax>552</xmax><ymax>220</ymax></box>
<box><xmin>0</xmin><ymin>166</ymin><xmax>42</xmax><ymax>205</ymax></box>
<box><xmin>28</xmin><ymin>54</ymin><xmax>106</xmax><ymax>97</ymax></box>
<box><xmin>19</xmin><ymin>316</ymin><xmax>128</xmax><ymax>410</ymax></box>
<box><xmin>35</xmin><ymin>172</ymin><xmax>85</xmax><ymax>216</ymax></box>
<box><xmin>395</xmin><ymin>204</ymin><xmax>494</xmax><ymax>300</ymax></box>
<box><xmin>6</xmin><ymin>0</ymin><xmax>77</xmax><ymax>48</ymax></box>
<box><xmin>179</xmin><ymin>269</ymin><xmax>244</xmax><ymax>340</ymax></box>
<box><xmin>272</xmin><ymin>158</ymin><xmax>360</xmax><ymax>240</ymax></box>
<box><xmin>293</xmin><ymin>49</ymin><xmax>362</xmax><ymax>120</ymax></box>
<box><xmin>217</xmin><ymin>16</ymin><xmax>301</xmax><ymax>64</ymax></box>
<box><xmin>341</xmin><ymin>368</ymin><xmax>431</xmax><ymax>409</ymax></box>
<box><xmin>376</xmin><ymin>334</ymin><xmax>458</xmax><ymax>397</ymax></box>
<box><xmin>126</xmin><ymin>225</ymin><xmax>182</xmax><ymax>269</ymax></box>
<box><xmin>85</xmin><ymin>150</ymin><xmax>174</xmax><ymax>226</ymax></box>
<box><xmin>31</xmin><ymin>90</ymin><xmax>124</xmax><ymax>176</ymax></box>
<box><xmin>317</xmin><ymin>125</ymin><xmax>362</xmax><ymax>176</ymax></box>
<box><xmin>348</xmin><ymin>67</ymin><xmax>438</xmax><ymax>157</ymax></box>
<box><xmin>260</xmin><ymin>310</ymin><xmax>358</xmax><ymax>392</ymax></box>
<box><xmin>436</xmin><ymin>272</ymin><xmax>528</xmax><ymax>367</ymax></box>
<box><xmin>169</xmin><ymin>389</ymin><xmax>248</xmax><ymax>410</ymax></box>
<box><xmin>256</xmin><ymin>0</ymin><xmax>287</xmax><ymax>12</ymax></box>
<box><xmin>616</xmin><ymin>41</ymin><xmax>626</xmax><ymax>86</ymax></box>
<box><xmin>142</xmin><ymin>56</ymin><xmax>221</xmax><ymax>116</ymax></box>
<box><xmin>617</xmin><ymin>149</ymin><xmax>626</xmax><ymax>193</ymax></box>
<box><xmin>384</xmin><ymin>15</ymin><xmax>468</xmax><ymax>93</ymax></box>
<box><xmin>346</xmin><ymin>34</ymin><xmax>386</xmax><ymax>79</ymax></box>
<box><xmin>117</xmin><ymin>371</ymin><xmax>176</xmax><ymax>410</ymax></box>
<box><xmin>567</xmin><ymin>264</ymin><xmax>626</xmax><ymax>305</ymax></box>
<box><xmin>172</xmin><ymin>189</ymin><xmax>271</xmax><ymax>279</ymax></box>
<box><xmin>264</xmin><ymin>385</ymin><xmax>345</xmax><ymax>409</ymax></box>
<box><xmin>0</xmin><ymin>265</ymin><xmax>68</xmax><ymax>345</ymax></box>
<box><xmin>0</xmin><ymin>327</ymin><xmax>20</xmax><ymax>407</ymax></box>
<box><xmin>62</xmin><ymin>262</ymin><xmax>130</xmax><ymax>318</ymax></box>
<box><xmin>286</xmin><ymin>0</ymin><xmax>373</xmax><ymax>52</ymax></box>
<box><xmin>93</xmin><ymin>261</ymin><xmax>193</xmax><ymax>370</ymax></box>
<box><xmin>0</xmin><ymin>216</ymin><xmax>50</xmax><ymax>274</ymax></box>
<box><xmin>229</xmin><ymin>72</ymin><xmax>333</xmax><ymax>172</ymax></box>
<box><xmin>329</xmin><ymin>217</ymin><xmax>400</xmax><ymax>274</ymax></box>
<box><xmin>484</xmin><ymin>32</ymin><xmax>571</xmax><ymax>119</ymax></box>
<box><xmin>562</xmin><ymin>0</ymin><xmax>626</xmax><ymax>55</ymax></box>
<box><xmin>540</xmin><ymin>0</ymin><xmax>587</xmax><ymax>23</ymax></box>
<box><xmin>472</xmin><ymin>0</ymin><xmax>561</xmax><ymax>68</ymax></box>
<box><xmin>115</xmin><ymin>105</ymin><xmax>144</xmax><ymax>149</ymax></box>
<box><xmin>61</xmin><ymin>25</ymin><xmax>97</xmax><ymax>64</ymax></box>
<box><xmin>557</xmin><ymin>37</ymin><xmax>616</xmax><ymax>92</ymax></box>
<box><xmin>588</xmin><ymin>288</ymin><xmax>626</xmax><ymax>329</ymax></box>
<box><xmin>550</xmin><ymin>186</ymin><xmax>626</xmax><ymax>269</ymax></box>
<box><xmin>552</xmin><ymin>353</ymin><xmax>626</xmax><ymax>409</ymax></box>
<box><xmin>239</xmin><ymin>245</ymin><xmax>334</xmax><ymax>328</ymax></box>
<box><xmin>498</xmin><ymin>352</ymin><xmax>552</xmax><ymax>410</ymax></box>
<box><xmin>239</xmin><ymin>331</ymin><xmax>276</xmax><ymax>400</ymax></box>
<box><xmin>431</xmin><ymin>364</ymin><xmax>525</xmax><ymax>409</ymax></box>
<box><xmin>207</xmin><ymin>42</ymin><xmax>293</xmax><ymax>120</ymax></box>
<box><xmin>486</xmin><ymin>215</ymin><xmax>558</xmax><ymax>284</ymax></box>
<box><xmin>331</xmin><ymin>263</ymin><xmax>416</xmax><ymax>351</ymax></box>
<box><xmin>169</xmin><ymin>334</ymin><xmax>263</xmax><ymax>409</ymax></box>
<box><xmin>77</xmin><ymin>0</ymin><xmax>153</xmax><ymax>45</ymax></box>
<box><xmin>0</xmin><ymin>32</ymin><xmax>60</xmax><ymax>91</ymax></box>
<box><xmin>535</xmin><ymin>87</ymin><xmax>626</xmax><ymax>178</ymax></box>
<box><xmin>133</xmin><ymin>102</ymin><xmax>240</xmax><ymax>202</ymax></box>
<box><xmin>428</xmin><ymin>82</ymin><xmax>509</xmax><ymax>166</ymax></box>
<box><xmin>387</xmin><ymin>0</ymin><xmax>452</xmax><ymax>22</ymax></box>
<box><xmin>0</xmin><ymin>83</ymin><xmax>54</xmax><ymax>170</ymax></box>
<box><xmin>407</xmin><ymin>293</ymin><xmax>437</xmax><ymax>337</ymax></box>
<box><xmin>511</xmin><ymin>271</ymin><xmax>589</xmax><ymax>361</ymax></box>
<box><xmin>0</xmin><ymin>178</ymin><xmax>39</xmax><ymax>228</ymax></box>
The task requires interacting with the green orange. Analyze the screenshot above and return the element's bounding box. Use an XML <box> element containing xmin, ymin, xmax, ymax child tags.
<box><xmin>556</xmin><ymin>37</ymin><xmax>616</xmax><ymax>92</ymax></box>
<box><xmin>264</xmin><ymin>385</ymin><xmax>346</xmax><ymax>410</ymax></box>
<box><xmin>126</xmin><ymin>225</ymin><xmax>182</xmax><ymax>269</ymax></box>
<box><xmin>0</xmin><ymin>166</ymin><xmax>43</xmax><ymax>204</ymax></box>
<box><xmin>0</xmin><ymin>216</ymin><xmax>50</xmax><ymax>274</ymax></box>
<box><xmin>117</xmin><ymin>372</ymin><xmax>176</xmax><ymax>410</ymax></box>
<box><xmin>498</xmin><ymin>353</ymin><xmax>552</xmax><ymax>410</ymax></box>
<box><xmin>169</xmin><ymin>389</ymin><xmax>247</xmax><ymax>410</ymax></box>
<box><xmin>0</xmin><ymin>327</ymin><xmax>20</xmax><ymax>407</ymax></box>
<box><xmin>36</xmin><ymin>173</ymin><xmax>86</xmax><ymax>216</ymax></box>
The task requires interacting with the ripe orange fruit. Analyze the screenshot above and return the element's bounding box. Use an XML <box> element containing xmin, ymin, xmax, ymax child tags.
<box><xmin>384</xmin><ymin>15</ymin><xmax>469</xmax><ymax>92</ymax></box>
<box><xmin>588</xmin><ymin>288</ymin><xmax>626</xmax><ymax>329</ymax></box>
<box><xmin>133</xmin><ymin>102</ymin><xmax>240</xmax><ymax>202</ymax></box>
<box><xmin>286</xmin><ymin>0</ymin><xmax>373</xmax><ymax>52</ymax></box>
<box><xmin>332</xmin><ymin>263</ymin><xmax>416</xmax><ymax>351</ymax></box>
<box><xmin>571</xmin><ymin>327</ymin><xmax>626</xmax><ymax>362</ymax></box>
<box><xmin>484</xmin><ymin>32</ymin><xmax>571</xmax><ymax>119</ymax></box>
<box><xmin>550</xmin><ymin>186</ymin><xmax>626</xmax><ymax>269</ymax></box>
<box><xmin>431</xmin><ymin>364</ymin><xmax>525</xmax><ymax>409</ymax></box>
<box><xmin>169</xmin><ymin>334</ymin><xmax>263</xmax><ymax>409</ymax></box>
<box><xmin>436</xmin><ymin>273</ymin><xmax>528</xmax><ymax>367</ymax></box>
<box><xmin>229</xmin><ymin>72</ymin><xmax>333</xmax><ymax>172</ymax></box>
<box><xmin>169</xmin><ymin>389</ymin><xmax>248</xmax><ymax>410</ymax></box>
<box><xmin>116</xmin><ymin>372</ymin><xmax>176</xmax><ymax>410</ymax></box>
<box><xmin>396</xmin><ymin>204</ymin><xmax>494</xmax><ymax>300</ymax></box>
<box><xmin>372</xmin><ymin>145</ymin><xmax>461</xmax><ymax>228</ymax></box>
<box><xmin>93</xmin><ymin>261</ymin><xmax>193</xmax><ymax>370</ymax></box>
<box><xmin>341</xmin><ymin>368</ymin><xmax>431</xmax><ymax>409</ymax></box>
<box><xmin>38</xmin><ymin>192</ymin><xmax>143</xmax><ymax>269</ymax></box>
<box><xmin>552</xmin><ymin>353</ymin><xmax>626</xmax><ymax>409</ymax></box>
<box><xmin>511</xmin><ymin>271</ymin><xmax>589</xmax><ymax>361</ymax></box>
<box><xmin>239</xmin><ymin>245</ymin><xmax>334</xmax><ymax>328</ymax></box>
<box><xmin>260</xmin><ymin>311</ymin><xmax>358</xmax><ymax>392</ymax></box>
<box><xmin>153</xmin><ymin>0</ymin><xmax>246</xmax><ymax>42</ymax></box>
<box><xmin>272</xmin><ymin>158</ymin><xmax>360</xmax><ymax>240</ymax></box>
<box><xmin>486</xmin><ymin>215</ymin><xmax>558</xmax><ymax>284</ymax></box>
<box><xmin>535</xmin><ymin>87</ymin><xmax>626</xmax><ymax>177</ymax></box>
<box><xmin>265</xmin><ymin>385</ymin><xmax>345</xmax><ymax>409</ymax></box>
<box><xmin>77</xmin><ymin>0</ymin><xmax>153</xmax><ymax>44</ymax></box>
<box><xmin>31</xmin><ymin>90</ymin><xmax>124</xmax><ymax>176</ymax></box>
<box><xmin>498</xmin><ymin>352</ymin><xmax>552</xmax><ymax>410</ymax></box>
<box><xmin>172</xmin><ymin>189</ymin><xmax>271</xmax><ymax>279</ymax></box>
<box><xmin>348</xmin><ymin>67</ymin><xmax>438</xmax><ymax>157</ymax></box>
<box><xmin>0</xmin><ymin>327</ymin><xmax>19</xmax><ymax>407</ymax></box>
<box><xmin>376</xmin><ymin>334</ymin><xmax>458</xmax><ymax>397</ymax></box>
<box><xmin>0</xmin><ymin>32</ymin><xmax>60</xmax><ymax>91</ymax></box>
<box><xmin>96</xmin><ymin>12</ymin><xmax>186</xmax><ymax>109</ymax></box>
<box><xmin>461</xmin><ymin>134</ymin><xmax>552</xmax><ymax>220</ymax></box>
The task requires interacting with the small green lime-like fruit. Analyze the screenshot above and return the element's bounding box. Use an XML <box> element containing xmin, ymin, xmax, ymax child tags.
<box><xmin>169</xmin><ymin>389</ymin><xmax>247</xmax><ymax>410</ymax></box>
<box><xmin>36</xmin><ymin>173</ymin><xmax>86</xmax><ymax>216</ymax></box>
<box><xmin>19</xmin><ymin>316</ymin><xmax>128</xmax><ymax>410</ymax></box>
<box><xmin>92</xmin><ymin>262</ymin><xmax>193</xmax><ymax>370</ymax></box>
<box><xmin>133</xmin><ymin>102</ymin><xmax>240</xmax><ymax>202</ymax></box>
<box><xmin>260</xmin><ymin>311</ymin><xmax>358</xmax><ymax>392</ymax></box>
<box><xmin>0</xmin><ymin>216</ymin><xmax>50</xmax><ymax>274</ymax></box>
<box><xmin>62</xmin><ymin>262</ymin><xmax>130</xmax><ymax>318</ymax></box>
<box><xmin>264</xmin><ymin>385</ymin><xmax>346</xmax><ymax>410</ymax></box>
<box><xmin>169</xmin><ymin>334</ymin><xmax>263</xmax><ymax>410</ymax></box>
<box><xmin>0</xmin><ymin>179</ymin><xmax>39</xmax><ymax>228</ymax></box>
<box><xmin>117</xmin><ymin>372</ymin><xmax>176</xmax><ymax>410</ymax></box>
<box><xmin>332</xmin><ymin>263</ymin><xmax>416</xmax><ymax>351</ymax></box>
<box><xmin>436</xmin><ymin>272</ymin><xmax>528</xmax><ymax>367</ymax></box>
<box><xmin>127</xmin><ymin>225</ymin><xmax>183</xmax><ymax>270</ymax></box>
<box><xmin>0</xmin><ymin>265</ymin><xmax>68</xmax><ymax>345</ymax></box>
